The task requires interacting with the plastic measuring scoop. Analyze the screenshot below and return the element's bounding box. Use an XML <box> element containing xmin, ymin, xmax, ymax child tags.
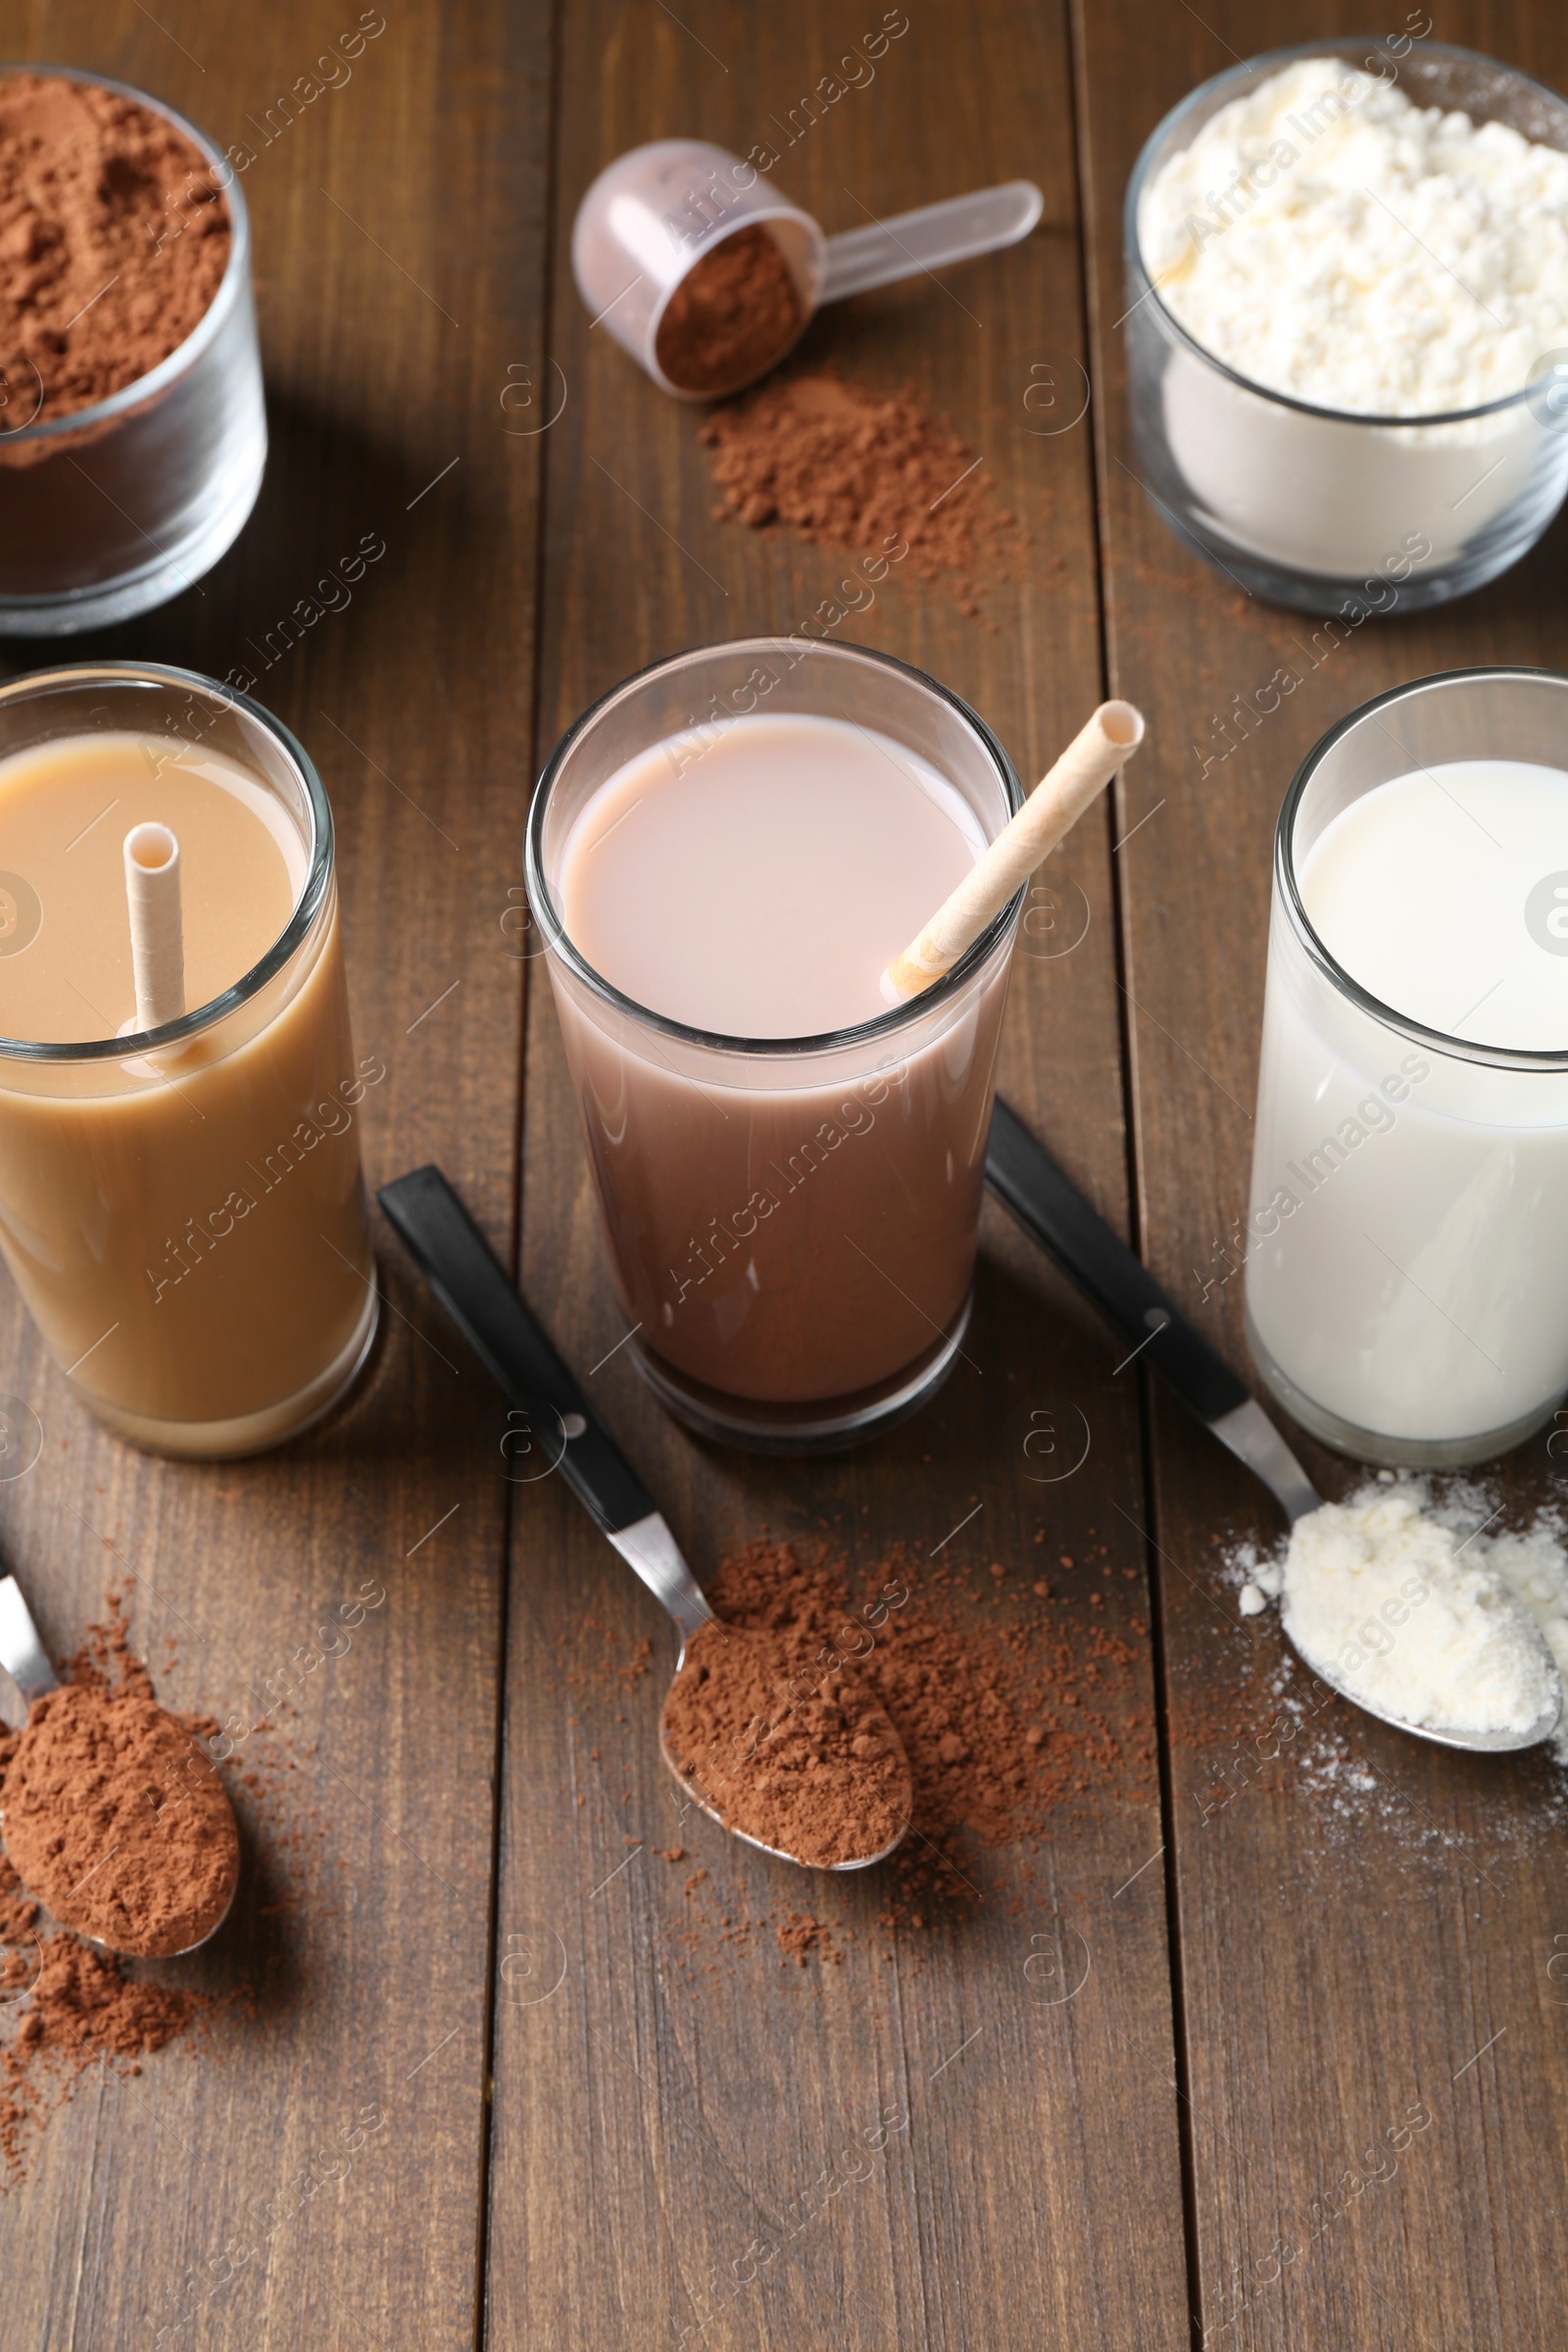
<box><xmin>572</xmin><ymin>138</ymin><xmax>1043</xmax><ymax>399</ymax></box>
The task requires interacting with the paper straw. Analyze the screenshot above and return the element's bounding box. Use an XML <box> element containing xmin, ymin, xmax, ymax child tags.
<box><xmin>123</xmin><ymin>822</ymin><xmax>186</xmax><ymax>1032</ymax></box>
<box><xmin>882</xmin><ymin>700</ymin><xmax>1145</xmax><ymax>1002</ymax></box>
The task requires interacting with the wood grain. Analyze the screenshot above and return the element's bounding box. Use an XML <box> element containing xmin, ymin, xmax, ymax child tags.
<box><xmin>485</xmin><ymin>4</ymin><xmax>1192</xmax><ymax>2347</ymax></box>
<box><xmin>1074</xmin><ymin>3</ymin><xmax>1568</xmax><ymax>2345</ymax></box>
<box><xmin>6</xmin><ymin>2</ymin><xmax>1562</xmax><ymax>2343</ymax></box>
<box><xmin>0</xmin><ymin>4</ymin><xmax>549</xmax><ymax>2343</ymax></box>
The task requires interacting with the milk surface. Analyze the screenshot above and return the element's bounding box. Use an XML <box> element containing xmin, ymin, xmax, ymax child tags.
<box><xmin>1303</xmin><ymin>761</ymin><xmax>1568</xmax><ymax>1052</ymax></box>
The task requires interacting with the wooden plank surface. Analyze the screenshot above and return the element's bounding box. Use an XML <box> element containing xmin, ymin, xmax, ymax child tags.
<box><xmin>485</xmin><ymin>4</ymin><xmax>1194</xmax><ymax>2347</ymax></box>
<box><xmin>1074</xmin><ymin>4</ymin><xmax>1568</xmax><ymax>2347</ymax></box>
<box><xmin>5</xmin><ymin>3</ymin><xmax>1566</xmax><ymax>2345</ymax></box>
<box><xmin>0</xmin><ymin>4</ymin><xmax>548</xmax><ymax>2343</ymax></box>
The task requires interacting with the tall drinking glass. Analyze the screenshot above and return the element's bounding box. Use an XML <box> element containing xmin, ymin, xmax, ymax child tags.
<box><xmin>1246</xmin><ymin>667</ymin><xmax>1568</xmax><ymax>1467</ymax></box>
<box><xmin>527</xmin><ymin>638</ymin><xmax>1024</xmax><ymax>1451</ymax></box>
<box><xmin>0</xmin><ymin>664</ymin><xmax>378</xmax><ymax>1457</ymax></box>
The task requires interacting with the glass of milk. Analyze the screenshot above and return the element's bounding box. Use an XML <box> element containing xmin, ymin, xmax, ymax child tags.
<box><xmin>1246</xmin><ymin>667</ymin><xmax>1568</xmax><ymax>1469</ymax></box>
<box><xmin>1124</xmin><ymin>39</ymin><xmax>1568</xmax><ymax>613</ymax></box>
<box><xmin>526</xmin><ymin>637</ymin><xmax>1024</xmax><ymax>1452</ymax></box>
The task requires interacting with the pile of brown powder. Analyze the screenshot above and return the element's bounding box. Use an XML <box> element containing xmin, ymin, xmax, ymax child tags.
<box><xmin>0</xmin><ymin>1931</ymin><xmax>209</xmax><ymax>2189</ymax></box>
<box><xmin>703</xmin><ymin>1539</ymin><xmax>1150</xmax><ymax>1857</ymax></box>
<box><xmin>699</xmin><ymin>369</ymin><xmax>1022</xmax><ymax>608</ymax></box>
<box><xmin>662</xmin><ymin>1619</ymin><xmax>911</xmax><ymax>1869</ymax></box>
<box><xmin>2</xmin><ymin>1680</ymin><xmax>238</xmax><ymax>1957</ymax></box>
<box><xmin>0</xmin><ymin>1595</ymin><xmax>229</xmax><ymax>2186</ymax></box>
<box><xmin>656</xmin><ymin>222</ymin><xmax>806</xmax><ymax>397</ymax></box>
<box><xmin>0</xmin><ymin>1849</ymin><xmax>35</xmax><ymax>1946</ymax></box>
<box><xmin>0</xmin><ymin>72</ymin><xmax>231</xmax><ymax>424</ymax></box>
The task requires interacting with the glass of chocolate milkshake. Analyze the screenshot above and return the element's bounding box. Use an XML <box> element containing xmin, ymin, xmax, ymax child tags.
<box><xmin>0</xmin><ymin>68</ymin><xmax>266</xmax><ymax>634</ymax></box>
<box><xmin>527</xmin><ymin>638</ymin><xmax>1025</xmax><ymax>1451</ymax></box>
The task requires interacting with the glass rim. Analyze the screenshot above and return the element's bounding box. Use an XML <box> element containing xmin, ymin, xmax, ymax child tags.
<box><xmin>0</xmin><ymin>661</ymin><xmax>332</xmax><ymax>1063</ymax></box>
<box><xmin>1277</xmin><ymin>663</ymin><xmax>1568</xmax><ymax>1074</ymax></box>
<box><xmin>525</xmin><ymin>635</ymin><xmax>1026</xmax><ymax>1058</ymax></box>
<box><xmin>0</xmin><ymin>62</ymin><xmax>250</xmax><ymax>448</ymax></box>
<box><xmin>1125</xmin><ymin>37</ymin><xmax>1568</xmax><ymax>430</ymax></box>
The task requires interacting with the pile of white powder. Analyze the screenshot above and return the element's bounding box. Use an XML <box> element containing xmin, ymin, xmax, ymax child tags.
<box><xmin>1141</xmin><ymin>56</ymin><xmax>1568</xmax><ymax>416</ymax></box>
<box><xmin>1239</xmin><ymin>1478</ymin><xmax>1568</xmax><ymax>1747</ymax></box>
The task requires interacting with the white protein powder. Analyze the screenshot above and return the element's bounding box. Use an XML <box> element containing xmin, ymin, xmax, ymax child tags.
<box><xmin>1275</xmin><ymin>1483</ymin><xmax>1563</xmax><ymax>1740</ymax></box>
<box><xmin>1137</xmin><ymin>58</ymin><xmax>1568</xmax><ymax>574</ymax></box>
<box><xmin>1141</xmin><ymin>58</ymin><xmax>1568</xmax><ymax>416</ymax></box>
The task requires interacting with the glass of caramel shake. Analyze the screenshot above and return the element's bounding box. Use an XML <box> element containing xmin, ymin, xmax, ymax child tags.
<box><xmin>527</xmin><ymin>638</ymin><xmax>1025</xmax><ymax>1450</ymax></box>
<box><xmin>0</xmin><ymin>664</ymin><xmax>378</xmax><ymax>1456</ymax></box>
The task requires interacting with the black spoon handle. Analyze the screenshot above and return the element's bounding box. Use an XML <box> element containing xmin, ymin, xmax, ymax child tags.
<box><xmin>984</xmin><ymin>1097</ymin><xmax>1251</xmax><ymax>1428</ymax></box>
<box><xmin>377</xmin><ymin>1164</ymin><xmax>656</xmax><ymax>1536</ymax></box>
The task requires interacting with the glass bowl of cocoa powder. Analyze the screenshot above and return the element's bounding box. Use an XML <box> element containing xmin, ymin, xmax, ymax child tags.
<box><xmin>0</xmin><ymin>67</ymin><xmax>266</xmax><ymax>634</ymax></box>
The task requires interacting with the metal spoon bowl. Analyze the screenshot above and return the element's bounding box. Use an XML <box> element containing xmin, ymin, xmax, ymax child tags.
<box><xmin>0</xmin><ymin>1572</ymin><xmax>239</xmax><ymax>1958</ymax></box>
<box><xmin>379</xmin><ymin>1168</ymin><xmax>914</xmax><ymax>1872</ymax></box>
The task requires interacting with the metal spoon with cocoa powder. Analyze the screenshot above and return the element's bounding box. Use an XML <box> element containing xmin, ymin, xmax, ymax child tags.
<box><xmin>0</xmin><ymin>1574</ymin><xmax>239</xmax><ymax>1958</ymax></box>
<box><xmin>380</xmin><ymin>1167</ymin><xmax>913</xmax><ymax>1872</ymax></box>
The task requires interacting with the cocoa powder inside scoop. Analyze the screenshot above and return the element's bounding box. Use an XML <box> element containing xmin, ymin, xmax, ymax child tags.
<box><xmin>655</xmin><ymin>222</ymin><xmax>807</xmax><ymax>397</ymax></box>
<box><xmin>1</xmin><ymin>1680</ymin><xmax>238</xmax><ymax>1958</ymax></box>
<box><xmin>661</xmin><ymin>1619</ymin><xmax>912</xmax><ymax>1869</ymax></box>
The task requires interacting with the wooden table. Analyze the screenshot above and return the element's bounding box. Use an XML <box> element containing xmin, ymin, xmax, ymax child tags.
<box><xmin>3</xmin><ymin>3</ymin><xmax>1565</xmax><ymax>2343</ymax></box>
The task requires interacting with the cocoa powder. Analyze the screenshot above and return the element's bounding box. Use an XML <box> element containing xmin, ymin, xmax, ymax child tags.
<box><xmin>704</xmin><ymin>1539</ymin><xmax>1152</xmax><ymax>1855</ymax></box>
<box><xmin>699</xmin><ymin>368</ymin><xmax>1022</xmax><ymax>609</ymax></box>
<box><xmin>655</xmin><ymin>223</ymin><xmax>806</xmax><ymax>397</ymax></box>
<box><xmin>0</xmin><ymin>71</ymin><xmax>231</xmax><ymax>425</ymax></box>
<box><xmin>2</xmin><ymin>1681</ymin><xmax>239</xmax><ymax>1957</ymax></box>
<box><xmin>662</xmin><ymin>1618</ymin><xmax>911</xmax><ymax>1869</ymax></box>
<box><xmin>0</xmin><ymin>1850</ymin><xmax>35</xmax><ymax>1946</ymax></box>
<box><xmin>0</xmin><ymin>1932</ymin><xmax>209</xmax><ymax>2189</ymax></box>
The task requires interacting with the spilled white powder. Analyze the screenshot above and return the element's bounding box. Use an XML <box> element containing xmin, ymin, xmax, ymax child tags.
<box><xmin>1240</xmin><ymin>1480</ymin><xmax>1568</xmax><ymax>1745</ymax></box>
<box><xmin>1141</xmin><ymin>57</ymin><xmax>1568</xmax><ymax>416</ymax></box>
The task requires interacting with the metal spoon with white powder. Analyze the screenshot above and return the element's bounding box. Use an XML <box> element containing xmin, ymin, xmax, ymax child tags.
<box><xmin>985</xmin><ymin>1099</ymin><xmax>1563</xmax><ymax>1754</ymax></box>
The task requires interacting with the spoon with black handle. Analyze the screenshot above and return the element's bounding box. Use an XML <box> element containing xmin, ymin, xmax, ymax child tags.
<box><xmin>984</xmin><ymin>1097</ymin><xmax>1562</xmax><ymax>1754</ymax></box>
<box><xmin>377</xmin><ymin>1165</ymin><xmax>912</xmax><ymax>1869</ymax></box>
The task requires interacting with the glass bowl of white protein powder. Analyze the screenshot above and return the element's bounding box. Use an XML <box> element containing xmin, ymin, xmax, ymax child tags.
<box><xmin>1125</xmin><ymin>39</ymin><xmax>1568</xmax><ymax>612</ymax></box>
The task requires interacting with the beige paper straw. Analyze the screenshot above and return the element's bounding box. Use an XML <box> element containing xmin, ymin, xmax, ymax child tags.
<box><xmin>123</xmin><ymin>822</ymin><xmax>186</xmax><ymax>1032</ymax></box>
<box><xmin>882</xmin><ymin>699</ymin><xmax>1146</xmax><ymax>1002</ymax></box>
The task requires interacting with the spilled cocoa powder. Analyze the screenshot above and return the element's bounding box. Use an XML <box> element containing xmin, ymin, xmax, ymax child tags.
<box><xmin>699</xmin><ymin>368</ymin><xmax>1022</xmax><ymax>612</ymax></box>
<box><xmin>0</xmin><ymin>71</ymin><xmax>231</xmax><ymax>426</ymax></box>
<box><xmin>656</xmin><ymin>222</ymin><xmax>806</xmax><ymax>397</ymax></box>
<box><xmin>0</xmin><ymin>1929</ymin><xmax>210</xmax><ymax>2189</ymax></box>
<box><xmin>662</xmin><ymin>1618</ymin><xmax>911</xmax><ymax>1869</ymax></box>
<box><xmin>595</xmin><ymin>1535</ymin><xmax>1152</xmax><ymax>1984</ymax></box>
<box><xmin>704</xmin><ymin>1539</ymin><xmax>1147</xmax><ymax>1854</ymax></box>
